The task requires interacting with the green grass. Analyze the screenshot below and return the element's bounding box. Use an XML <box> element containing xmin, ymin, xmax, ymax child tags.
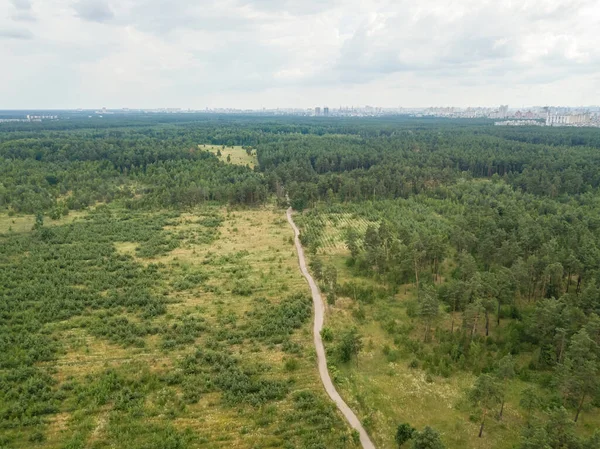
<box><xmin>200</xmin><ymin>144</ymin><xmax>257</xmax><ymax>168</ymax></box>
<box><xmin>0</xmin><ymin>210</ymin><xmax>87</xmax><ymax>234</ymax></box>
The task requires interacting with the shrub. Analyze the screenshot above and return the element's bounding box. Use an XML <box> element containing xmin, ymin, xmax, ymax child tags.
<box><xmin>395</xmin><ymin>423</ymin><xmax>415</xmax><ymax>447</ymax></box>
<box><xmin>284</xmin><ymin>358</ymin><xmax>299</xmax><ymax>372</ymax></box>
<box><xmin>28</xmin><ymin>431</ymin><xmax>46</xmax><ymax>443</ymax></box>
<box><xmin>321</xmin><ymin>327</ymin><xmax>334</xmax><ymax>342</ymax></box>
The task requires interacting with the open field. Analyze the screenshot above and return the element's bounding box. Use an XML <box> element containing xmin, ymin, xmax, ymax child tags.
<box><xmin>0</xmin><ymin>210</ymin><xmax>88</xmax><ymax>234</ymax></box>
<box><xmin>200</xmin><ymin>144</ymin><xmax>257</xmax><ymax>168</ymax></box>
<box><xmin>1</xmin><ymin>205</ymin><xmax>355</xmax><ymax>449</ymax></box>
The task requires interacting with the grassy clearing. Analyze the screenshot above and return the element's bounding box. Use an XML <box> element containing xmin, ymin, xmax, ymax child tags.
<box><xmin>3</xmin><ymin>204</ymin><xmax>356</xmax><ymax>449</ymax></box>
<box><xmin>321</xmin><ymin>282</ymin><xmax>520</xmax><ymax>449</ymax></box>
<box><xmin>200</xmin><ymin>144</ymin><xmax>257</xmax><ymax>168</ymax></box>
<box><xmin>151</xmin><ymin>206</ymin><xmax>355</xmax><ymax>447</ymax></box>
<box><xmin>0</xmin><ymin>210</ymin><xmax>88</xmax><ymax>234</ymax></box>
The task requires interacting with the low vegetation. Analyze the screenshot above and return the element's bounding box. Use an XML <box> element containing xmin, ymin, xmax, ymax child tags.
<box><xmin>0</xmin><ymin>203</ymin><xmax>354</xmax><ymax>448</ymax></box>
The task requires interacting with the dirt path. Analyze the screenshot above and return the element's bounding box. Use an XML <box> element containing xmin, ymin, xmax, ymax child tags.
<box><xmin>286</xmin><ymin>208</ymin><xmax>376</xmax><ymax>449</ymax></box>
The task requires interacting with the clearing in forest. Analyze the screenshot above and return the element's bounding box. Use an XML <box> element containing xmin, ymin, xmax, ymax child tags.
<box><xmin>295</xmin><ymin>212</ymin><xmax>376</xmax><ymax>254</ymax></box>
<box><xmin>0</xmin><ymin>210</ymin><xmax>87</xmax><ymax>234</ymax></box>
<box><xmin>200</xmin><ymin>144</ymin><xmax>257</xmax><ymax>168</ymax></box>
<box><xmin>1</xmin><ymin>205</ymin><xmax>355</xmax><ymax>449</ymax></box>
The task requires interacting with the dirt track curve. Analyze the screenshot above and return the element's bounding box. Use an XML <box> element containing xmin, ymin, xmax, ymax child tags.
<box><xmin>286</xmin><ymin>207</ymin><xmax>376</xmax><ymax>449</ymax></box>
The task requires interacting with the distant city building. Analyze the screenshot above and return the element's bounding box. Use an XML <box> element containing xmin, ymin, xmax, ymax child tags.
<box><xmin>323</xmin><ymin>107</ymin><xmax>329</xmax><ymax>116</ymax></box>
<box><xmin>546</xmin><ymin>112</ymin><xmax>591</xmax><ymax>126</ymax></box>
<box><xmin>25</xmin><ymin>115</ymin><xmax>58</xmax><ymax>122</ymax></box>
<box><xmin>314</xmin><ymin>107</ymin><xmax>321</xmax><ymax>116</ymax></box>
<box><xmin>495</xmin><ymin>120</ymin><xmax>543</xmax><ymax>127</ymax></box>
<box><xmin>490</xmin><ymin>105</ymin><xmax>509</xmax><ymax>119</ymax></box>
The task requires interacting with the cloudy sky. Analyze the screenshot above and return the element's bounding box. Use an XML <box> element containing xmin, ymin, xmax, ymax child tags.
<box><xmin>1</xmin><ymin>0</ymin><xmax>599</xmax><ymax>109</ymax></box>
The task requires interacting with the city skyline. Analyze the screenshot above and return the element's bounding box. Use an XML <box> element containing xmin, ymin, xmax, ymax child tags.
<box><xmin>2</xmin><ymin>103</ymin><xmax>600</xmax><ymax>112</ymax></box>
<box><xmin>3</xmin><ymin>104</ymin><xmax>600</xmax><ymax>128</ymax></box>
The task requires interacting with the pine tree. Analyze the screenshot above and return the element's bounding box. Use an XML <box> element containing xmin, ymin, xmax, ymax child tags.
<box><xmin>468</xmin><ymin>374</ymin><xmax>502</xmax><ymax>437</ymax></box>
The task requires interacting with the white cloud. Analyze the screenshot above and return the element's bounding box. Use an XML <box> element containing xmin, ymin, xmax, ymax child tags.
<box><xmin>73</xmin><ymin>0</ymin><xmax>114</xmax><ymax>23</ymax></box>
<box><xmin>10</xmin><ymin>0</ymin><xmax>32</xmax><ymax>10</ymax></box>
<box><xmin>0</xmin><ymin>0</ymin><xmax>598</xmax><ymax>108</ymax></box>
<box><xmin>0</xmin><ymin>28</ymin><xmax>34</xmax><ymax>39</ymax></box>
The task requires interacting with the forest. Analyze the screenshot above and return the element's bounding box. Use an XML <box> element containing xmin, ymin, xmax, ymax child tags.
<box><xmin>1</xmin><ymin>114</ymin><xmax>600</xmax><ymax>449</ymax></box>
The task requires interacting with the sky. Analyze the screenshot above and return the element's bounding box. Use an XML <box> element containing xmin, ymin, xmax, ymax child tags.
<box><xmin>1</xmin><ymin>0</ymin><xmax>599</xmax><ymax>109</ymax></box>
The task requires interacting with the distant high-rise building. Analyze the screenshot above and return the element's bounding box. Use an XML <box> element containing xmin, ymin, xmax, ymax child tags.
<box><xmin>314</xmin><ymin>107</ymin><xmax>321</xmax><ymax>116</ymax></box>
<box><xmin>323</xmin><ymin>107</ymin><xmax>329</xmax><ymax>116</ymax></box>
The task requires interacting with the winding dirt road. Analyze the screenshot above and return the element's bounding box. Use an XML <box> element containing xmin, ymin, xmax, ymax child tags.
<box><xmin>286</xmin><ymin>208</ymin><xmax>376</xmax><ymax>449</ymax></box>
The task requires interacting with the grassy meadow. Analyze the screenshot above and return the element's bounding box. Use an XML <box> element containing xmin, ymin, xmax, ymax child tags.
<box><xmin>0</xmin><ymin>205</ymin><xmax>356</xmax><ymax>449</ymax></box>
<box><xmin>200</xmin><ymin>145</ymin><xmax>257</xmax><ymax>168</ymax></box>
